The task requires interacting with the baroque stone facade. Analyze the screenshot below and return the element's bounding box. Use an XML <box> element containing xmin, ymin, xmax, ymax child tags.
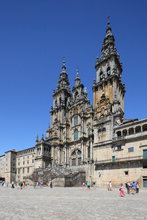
<box><xmin>0</xmin><ymin>21</ymin><xmax>147</xmax><ymax>187</ymax></box>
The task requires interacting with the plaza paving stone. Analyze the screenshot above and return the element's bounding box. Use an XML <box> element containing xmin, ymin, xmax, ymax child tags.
<box><xmin>0</xmin><ymin>186</ymin><xmax>147</xmax><ymax>220</ymax></box>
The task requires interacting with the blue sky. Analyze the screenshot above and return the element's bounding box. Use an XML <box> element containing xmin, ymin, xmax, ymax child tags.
<box><xmin>0</xmin><ymin>0</ymin><xmax>147</xmax><ymax>154</ymax></box>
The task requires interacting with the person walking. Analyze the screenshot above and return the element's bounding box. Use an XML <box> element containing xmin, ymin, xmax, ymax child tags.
<box><xmin>86</xmin><ymin>181</ymin><xmax>90</xmax><ymax>189</ymax></box>
<box><xmin>126</xmin><ymin>182</ymin><xmax>131</xmax><ymax>194</ymax></box>
<box><xmin>11</xmin><ymin>181</ymin><xmax>15</xmax><ymax>189</ymax></box>
<box><xmin>119</xmin><ymin>183</ymin><xmax>125</xmax><ymax>197</ymax></box>
<box><xmin>131</xmin><ymin>181</ymin><xmax>137</xmax><ymax>194</ymax></box>
<box><xmin>136</xmin><ymin>182</ymin><xmax>140</xmax><ymax>193</ymax></box>
<box><xmin>108</xmin><ymin>181</ymin><xmax>112</xmax><ymax>191</ymax></box>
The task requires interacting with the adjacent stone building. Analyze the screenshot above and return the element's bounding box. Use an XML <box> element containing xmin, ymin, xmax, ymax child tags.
<box><xmin>0</xmin><ymin>21</ymin><xmax>147</xmax><ymax>187</ymax></box>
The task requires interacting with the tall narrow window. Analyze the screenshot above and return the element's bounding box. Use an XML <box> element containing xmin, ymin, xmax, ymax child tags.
<box><xmin>112</xmin><ymin>156</ymin><xmax>116</xmax><ymax>162</ymax></box>
<box><xmin>74</xmin><ymin>116</ymin><xmax>78</xmax><ymax>126</ymax></box>
<box><xmin>88</xmin><ymin>128</ymin><xmax>91</xmax><ymax>136</ymax></box>
<box><xmin>100</xmin><ymin>71</ymin><xmax>103</xmax><ymax>81</ymax></box>
<box><xmin>78</xmin><ymin>158</ymin><xmax>81</xmax><ymax>165</ymax></box>
<box><xmin>107</xmin><ymin>67</ymin><xmax>111</xmax><ymax>76</ymax></box>
<box><xmin>72</xmin><ymin>158</ymin><xmax>76</xmax><ymax>166</ymax></box>
<box><xmin>74</xmin><ymin>129</ymin><xmax>78</xmax><ymax>140</ymax></box>
<box><xmin>88</xmin><ymin>146</ymin><xmax>90</xmax><ymax>158</ymax></box>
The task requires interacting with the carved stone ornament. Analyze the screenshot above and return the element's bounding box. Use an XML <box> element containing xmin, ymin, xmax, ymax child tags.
<box><xmin>97</xmin><ymin>93</ymin><xmax>111</xmax><ymax>119</ymax></box>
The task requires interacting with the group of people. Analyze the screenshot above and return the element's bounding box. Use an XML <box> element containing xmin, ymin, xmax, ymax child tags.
<box><xmin>82</xmin><ymin>181</ymin><xmax>91</xmax><ymax>189</ymax></box>
<box><xmin>107</xmin><ymin>181</ymin><xmax>140</xmax><ymax>197</ymax></box>
<box><xmin>125</xmin><ymin>181</ymin><xmax>140</xmax><ymax>194</ymax></box>
<box><xmin>0</xmin><ymin>180</ymin><xmax>53</xmax><ymax>189</ymax></box>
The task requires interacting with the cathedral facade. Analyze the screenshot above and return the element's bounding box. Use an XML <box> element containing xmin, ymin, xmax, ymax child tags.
<box><xmin>0</xmin><ymin>22</ymin><xmax>147</xmax><ymax>187</ymax></box>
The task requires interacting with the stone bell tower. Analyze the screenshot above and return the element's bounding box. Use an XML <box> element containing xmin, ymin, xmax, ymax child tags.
<box><xmin>93</xmin><ymin>19</ymin><xmax>125</xmax><ymax>144</ymax></box>
<box><xmin>50</xmin><ymin>61</ymin><xmax>71</xmax><ymax>127</ymax></box>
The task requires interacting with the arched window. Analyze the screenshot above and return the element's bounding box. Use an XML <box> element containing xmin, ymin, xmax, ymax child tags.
<box><xmin>74</xmin><ymin>115</ymin><xmax>78</xmax><ymax>126</ymax></box>
<box><xmin>98</xmin><ymin>129</ymin><xmax>102</xmax><ymax>135</ymax></box>
<box><xmin>116</xmin><ymin>131</ymin><xmax>121</xmax><ymax>137</ymax></box>
<box><xmin>135</xmin><ymin>126</ymin><xmax>141</xmax><ymax>133</ymax></box>
<box><xmin>102</xmin><ymin>127</ymin><xmax>106</xmax><ymax>133</ymax></box>
<box><xmin>129</xmin><ymin>128</ymin><xmax>134</xmax><ymax>135</ymax></box>
<box><xmin>71</xmin><ymin>151</ymin><xmax>76</xmax><ymax>156</ymax></box>
<box><xmin>72</xmin><ymin>158</ymin><xmax>76</xmax><ymax>166</ymax></box>
<box><xmin>100</xmin><ymin>71</ymin><xmax>103</xmax><ymax>81</ymax></box>
<box><xmin>71</xmin><ymin>149</ymin><xmax>81</xmax><ymax>166</ymax></box>
<box><xmin>143</xmin><ymin>124</ymin><xmax>147</xmax><ymax>132</ymax></box>
<box><xmin>74</xmin><ymin>129</ymin><xmax>78</xmax><ymax>140</ymax></box>
<box><xmin>123</xmin><ymin>129</ymin><xmax>127</xmax><ymax>136</ymax></box>
<box><xmin>107</xmin><ymin>67</ymin><xmax>111</xmax><ymax>76</ymax></box>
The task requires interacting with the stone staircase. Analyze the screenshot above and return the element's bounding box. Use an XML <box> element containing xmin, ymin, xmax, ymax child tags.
<box><xmin>29</xmin><ymin>166</ymin><xmax>86</xmax><ymax>187</ymax></box>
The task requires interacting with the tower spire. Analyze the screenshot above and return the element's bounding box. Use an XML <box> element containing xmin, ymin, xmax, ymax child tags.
<box><xmin>62</xmin><ymin>57</ymin><xmax>66</xmax><ymax>72</ymax></box>
<box><xmin>99</xmin><ymin>17</ymin><xmax>120</xmax><ymax>62</ymax></box>
<box><xmin>56</xmin><ymin>60</ymin><xmax>70</xmax><ymax>92</ymax></box>
<box><xmin>75</xmin><ymin>68</ymin><xmax>81</xmax><ymax>87</ymax></box>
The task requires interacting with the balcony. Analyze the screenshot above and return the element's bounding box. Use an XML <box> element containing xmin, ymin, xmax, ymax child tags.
<box><xmin>112</xmin><ymin>136</ymin><xmax>125</xmax><ymax>142</ymax></box>
<box><xmin>95</xmin><ymin>155</ymin><xmax>146</xmax><ymax>165</ymax></box>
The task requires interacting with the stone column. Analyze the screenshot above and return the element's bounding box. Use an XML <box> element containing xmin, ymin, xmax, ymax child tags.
<box><xmin>81</xmin><ymin>140</ymin><xmax>84</xmax><ymax>163</ymax></box>
<box><xmin>90</xmin><ymin>137</ymin><xmax>93</xmax><ymax>161</ymax></box>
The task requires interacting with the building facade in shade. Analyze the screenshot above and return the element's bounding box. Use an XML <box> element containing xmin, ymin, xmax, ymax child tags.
<box><xmin>0</xmin><ymin>21</ymin><xmax>147</xmax><ymax>187</ymax></box>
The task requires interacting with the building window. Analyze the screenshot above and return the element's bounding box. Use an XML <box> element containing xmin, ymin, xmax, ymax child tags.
<box><xmin>143</xmin><ymin>178</ymin><xmax>147</xmax><ymax>187</ymax></box>
<box><xmin>74</xmin><ymin>116</ymin><xmax>78</xmax><ymax>126</ymax></box>
<box><xmin>107</xmin><ymin>67</ymin><xmax>111</xmax><ymax>76</ymax></box>
<box><xmin>100</xmin><ymin>71</ymin><xmax>104</xmax><ymax>81</ymax></box>
<box><xmin>102</xmin><ymin>127</ymin><xmax>106</xmax><ymax>133</ymax></box>
<box><xmin>116</xmin><ymin>145</ymin><xmax>122</xmax><ymax>151</ymax></box>
<box><xmin>72</xmin><ymin>158</ymin><xmax>76</xmax><ymax>166</ymax></box>
<box><xmin>27</xmin><ymin>167</ymin><xmax>29</xmax><ymax>173</ymax></box>
<box><xmin>112</xmin><ymin>156</ymin><xmax>115</xmax><ymax>162</ymax></box>
<box><xmin>32</xmin><ymin>159</ymin><xmax>34</xmax><ymax>163</ymax></box>
<box><xmin>116</xmin><ymin>131</ymin><xmax>121</xmax><ymax>137</ymax></box>
<box><xmin>143</xmin><ymin>163</ymin><xmax>147</xmax><ymax>168</ymax></box>
<box><xmin>18</xmin><ymin>162</ymin><xmax>20</xmax><ymax>166</ymax></box>
<box><xmin>98</xmin><ymin>129</ymin><xmax>101</xmax><ymax>136</ymax></box>
<box><xmin>78</xmin><ymin>158</ymin><xmax>81</xmax><ymax>165</ymax></box>
<box><xmin>74</xmin><ymin>129</ymin><xmax>78</xmax><ymax>140</ymax></box>
<box><xmin>143</xmin><ymin>149</ymin><xmax>147</xmax><ymax>159</ymax></box>
<box><xmin>27</xmin><ymin>161</ymin><xmax>29</xmax><ymax>164</ymax></box>
<box><xmin>128</xmin><ymin>147</ymin><xmax>134</xmax><ymax>152</ymax></box>
<box><xmin>124</xmin><ymin>171</ymin><xmax>128</xmax><ymax>175</ymax></box>
<box><xmin>123</xmin><ymin>129</ymin><xmax>127</xmax><ymax>136</ymax></box>
<box><xmin>23</xmin><ymin>161</ymin><xmax>25</xmax><ymax>165</ymax></box>
<box><xmin>135</xmin><ymin>126</ymin><xmax>141</xmax><ymax>133</ymax></box>
<box><xmin>23</xmin><ymin>168</ymin><xmax>25</xmax><ymax>174</ymax></box>
<box><xmin>88</xmin><ymin>146</ymin><xmax>90</xmax><ymax>158</ymax></box>
<box><xmin>88</xmin><ymin>128</ymin><xmax>91</xmax><ymax>136</ymax></box>
<box><xmin>143</xmin><ymin>124</ymin><xmax>147</xmax><ymax>132</ymax></box>
<box><xmin>18</xmin><ymin>168</ymin><xmax>20</xmax><ymax>174</ymax></box>
<box><xmin>129</xmin><ymin>128</ymin><xmax>134</xmax><ymax>135</ymax></box>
